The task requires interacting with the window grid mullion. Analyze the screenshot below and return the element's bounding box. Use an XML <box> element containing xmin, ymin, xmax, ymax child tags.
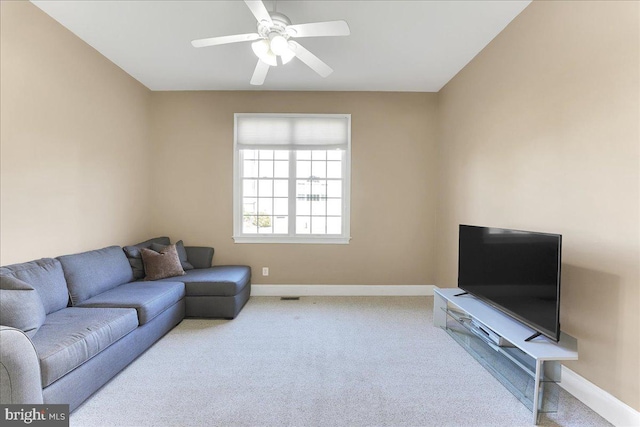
<box><xmin>325</xmin><ymin>158</ymin><xmax>328</xmax><ymax>233</ymax></box>
<box><xmin>288</xmin><ymin>150</ymin><xmax>296</xmax><ymax>237</ymax></box>
<box><xmin>271</xmin><ymin>155</ymin><xmax>275</xmax><ymax>234</ymax></box>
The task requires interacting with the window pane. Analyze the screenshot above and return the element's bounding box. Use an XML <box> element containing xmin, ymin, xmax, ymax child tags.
<box><xmin>311</xmin><ymin>217</ymin><xmax>326</xmax><ymax>234</ymax></box>
<box><xmin>297</xmin><ymin>150</ymin><xmax>311</xmax><ymax>160</ymax></box>
<box><xmin>297</xmin><ymin>199</ymin><xmax>311</xmax><ymax>216</ymax></box>
<box><xmin>273</xmin><ymin>180</ymin><xmax>288</xmax><ymax>197</ymax></box>
<box><xmin>258</xmin><ymin>160</ymin><xmax>273</xmax><ymax>178</ymax></box>
<box><xmin>274</xmin><ymin>198</ymin><xmax>288</xmax><ymax>215</ymax></box>
<box><xmin>312</xmin><ymin>151</ymin><xmax>327</xmax><ymax>161</ymax></box>
<box><xmin>258</xmin><ymin>180</ymin><xmax>273</xmax><ymax>197</ymax></box>
<box><xmin>258</xmin><ymin>198</ymin><xmax>273</xmax><ymax>215</ymax></box>
<box><xmin>259</xmin><ymin>150</ymin><xmax>273</xmax><ymax>160</ymax></box>
<box><xmin>243</xmin><ymin>150</ymin><xmax>257</xmax><ymax>160</ymax></box>
<box><xmin>327</xmin><ymin>150</ymin><xmax>342</xmax><ymax>161</ymax></box>
<box><xmin>296</xmin><ymin>216</ymin><xmax>311</xmax><ymax>234</ymax></box>
<box><xmin>327</xmin><ymin>180</ymin><xmax>342</xmax><ymax>198</ymax></box>
<box><xmin>327</xmin><ymin>217</ymin><xmax>342</xmax><ymax>234</ymax></box>
<box><xmin>311</xmin><ymin>200</ymin><xmax>326</xmax><ymax>216</ymax></box>
<box><xmin>273</xmin><ymin>216</ymin><xmax>288</xmax><ymax>234</ymax></box>
<box><xmin>296</xmin><ymin>180</ymin><xmax>311</xmax><ymax>199</ymax></box>
<box><xmin>327</xmin><ymin>199</ymin><xmax>341</xmax><ymax>216</ymax></box>
<box><xmin>243</xmin><ymin>179</ymin><xmax>257</xmax><ymax>197</ymax></box>
<box><xmin>327</xmin><ymin>161</ymin><xmax>341</xmax><ymax>179</ymax></box>
<box><xmin>312</xmin><ymin>161</ymin><xmax>326</xmax><ymax>178</ymax></box>
<box><xmin>243</xmin><ymin>198</ymin><xmax>257</xmax><ymax>215</ymax></box>
<box><xmin>274</xmin><ymin>150</ymin><xmax>288</xmax><ymax>160</ymax></box>
<box><xmin>274</xmin><ymin>161</ymin><xmax>288</xmax><ymax>178</ymax></box>
<box><xmin>257</xmin><ymin>216</ymin><xmax>273</xmax><ymax>234</ymax></box>
<box><xmin>243</xmin><ymin>160</ymin><xmax>258</xmax><ymax>178</ymax></box>
<box><xmin>297</xmin><ymin>160</ymin><xmax>311</xmax><ymax>178</ymax></box>
<box><xmin>311</xmin><ymin>180</ymin><xmax>327</xmax><ymax>198</ymax></box>
<box><xmin>243</xmin><ymin>216</ymin><xmax>258</xmax><ymax>234</ymax></box>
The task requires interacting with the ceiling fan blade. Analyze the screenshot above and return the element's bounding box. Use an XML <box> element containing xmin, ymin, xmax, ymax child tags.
<box><xmin>289</xmin><ymin>41</ymin><xmax>333</xmax><ymax>78</ymax></box>
<box><xmin>250</xmin><ymin>60</ymin><xmax>270</xmax><ymax>85</ymax></box>
<box><xmin>244</xmin><ymin>0</ymin><xmax>273</xmax><ymax>25</ymax></box>
<box><xmin>192</xmin><ymin>33</ymin><xmax>260</xmax><ymax>48</ymax></box>
<box><xmin>287</xmin><ymin>20</ymin><xmax>350</xmax><ymax>38</ymax></box>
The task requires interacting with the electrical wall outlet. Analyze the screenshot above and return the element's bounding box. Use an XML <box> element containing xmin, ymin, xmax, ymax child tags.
<box><xmin>262</xmin><ymin>267</ymin><xmax>269</xmax><ymax>276</ymax></box>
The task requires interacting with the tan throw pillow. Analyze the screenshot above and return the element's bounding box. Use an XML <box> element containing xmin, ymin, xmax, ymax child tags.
<box><xmin>140</xmin><ymin>244</ymin><xmax>185</xmax><ymax>281</ymax></box>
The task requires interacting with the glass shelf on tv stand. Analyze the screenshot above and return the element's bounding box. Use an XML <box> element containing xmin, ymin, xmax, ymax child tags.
<box><xmin>433</xmin><ymin>288</ymin><xmax>578</xmax><ymax>425</ymax></box>
<box><xmin>444</xmin><ymin>308</ymin><xmax>559</xmax><ymax>415</ymax></box>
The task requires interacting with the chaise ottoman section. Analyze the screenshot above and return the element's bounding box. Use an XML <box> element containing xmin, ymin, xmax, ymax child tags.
<box><xmin>30</xmin><ymin>307</ymin><xmax>138</xmax><ymax>387</ymax></box>
<box><xmin>156</xmin><ymin>266</ymin><xmax>251</xmax><ymax>319</ymax></box>
<box><xmin>75</xmin><ymin>281</ymin><xmax>185</xmax><ymax>325</ymax></box>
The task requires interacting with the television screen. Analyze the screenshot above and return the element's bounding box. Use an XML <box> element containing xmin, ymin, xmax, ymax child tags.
<box><xmin>458</xmin><ymin>225</ymin><xmax>562</xmax><ymax>341</ymax></box>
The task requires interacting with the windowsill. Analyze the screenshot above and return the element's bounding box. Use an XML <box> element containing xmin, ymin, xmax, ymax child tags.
<box><xmin>233</xmin><ymin>236</ymin><xmax>351</xmax><ymax>244</ymax></box>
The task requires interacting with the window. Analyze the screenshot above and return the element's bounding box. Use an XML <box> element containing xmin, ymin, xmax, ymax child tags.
<box><xmin>233</xmin><ymin>114</ymin><xmax>351</xmax><ymax>244</ymax></box>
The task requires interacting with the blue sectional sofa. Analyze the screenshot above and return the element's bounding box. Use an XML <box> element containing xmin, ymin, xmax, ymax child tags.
<box><xmin>0</xmin><ymin>238</ymin><xmax>251</xmax><ymax>411</ymax></box>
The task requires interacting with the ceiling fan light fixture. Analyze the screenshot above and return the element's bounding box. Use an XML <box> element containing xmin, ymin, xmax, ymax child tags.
<box><xmin>251</xmin><ymin>39</ymin><xmax>277</xmax><ymax>66</ymax></box>
<box><xmin>269</xmin><ymin>33</ymin><xmax>290</xmax><ymax>56</ymax></box>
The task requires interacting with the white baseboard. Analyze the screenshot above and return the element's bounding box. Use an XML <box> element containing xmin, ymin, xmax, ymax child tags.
<box><xmin>559</xmin><ymin>366</ymin><xmax>640</xmax><ymax>427</ymax></box>
<box><xmin>251</xmin><ymin>284</ymin><xmax>435</xmax><ymax>297</ymax></box>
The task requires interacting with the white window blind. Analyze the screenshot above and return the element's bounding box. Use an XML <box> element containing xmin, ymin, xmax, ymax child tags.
<box><xmin>236</xmin><ymin>115</ymin><xmax>350</xmax><ymax>150</ymax></box>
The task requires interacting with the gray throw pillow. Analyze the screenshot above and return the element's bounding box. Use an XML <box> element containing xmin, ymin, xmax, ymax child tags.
<box><xmin>140</xmin><ymin>244</ymin><xmax>185</xmax><ymax>281</ymax></box>
<box><xmin>0</xmin><ymin>275</ymin><xmax>47</xmax><ymax>338</ymax></box>
<box><xmin>150</xmin><ymin>240</ymin><xmax>194</xmax><ymax>271</ymax></box>
<box><xmin>123</xmin><ymin>236</ymin><xmax>171</xmax><ymax>279</ymax></box>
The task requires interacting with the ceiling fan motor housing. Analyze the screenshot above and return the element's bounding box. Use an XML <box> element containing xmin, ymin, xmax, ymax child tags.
<box><xmin>258</xmin><ymin>11</ymin><xmax>293</xmax><ymax>40</ymax></box>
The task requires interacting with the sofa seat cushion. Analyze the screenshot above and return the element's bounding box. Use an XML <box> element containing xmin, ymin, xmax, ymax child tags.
<box><xmin>31</xmin><ymin>307</ymin><xmax>138</xmax><ymax>387</ymax></box>
<box><xmin>156</xmin><ymin>266</ymin><xmax>251</xmax><ymax>297</ymax></box>
<box><xmin>75</xmin><ymin>281</ymin><xmax>185</xmax><ymax>325</ymax></box>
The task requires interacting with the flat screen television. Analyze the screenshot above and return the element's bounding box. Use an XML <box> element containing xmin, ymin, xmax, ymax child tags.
<box><xmin>457</xmin><ymin>225</ymin><xmax>562</xmax><ymax>342</ymax></box>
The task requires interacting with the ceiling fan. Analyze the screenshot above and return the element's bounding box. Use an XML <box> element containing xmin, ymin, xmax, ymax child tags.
<box><xmin>191</xmin><ymin>0</ymin><xmax>350</xmax><ymax>85</ymax></box>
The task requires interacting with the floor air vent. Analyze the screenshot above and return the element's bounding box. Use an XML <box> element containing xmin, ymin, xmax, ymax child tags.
<box><xmin>280</xmin><ymin>297</ymin><xmax>300</xmax><ymax>301</ymax></box>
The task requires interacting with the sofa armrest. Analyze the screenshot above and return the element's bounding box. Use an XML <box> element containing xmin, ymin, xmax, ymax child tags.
<box><xmin>185</xmin><ymin>247</ymin><xmax>214</xmax><ymax>269</ymax></box>
<box><xmin>0</xmin><ymin>326</ymin><xmax>43</xmax><ymax>404</ymax></box>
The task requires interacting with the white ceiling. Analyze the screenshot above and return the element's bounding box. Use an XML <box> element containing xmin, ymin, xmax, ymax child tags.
<box><xmin>31</xmin><ymin>1</ymin><xmax>531</xmax><ymax>92</ymax></box>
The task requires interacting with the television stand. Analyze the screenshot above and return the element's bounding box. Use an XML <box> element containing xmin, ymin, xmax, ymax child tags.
<box><xmin>433</xmin><ymin>288</ymin><xmax>578</xmax><ymax>425</ymax></box>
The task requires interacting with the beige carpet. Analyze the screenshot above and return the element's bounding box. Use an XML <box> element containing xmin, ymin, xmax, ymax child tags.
<box><xmin>70</xmin><ymin>297</ymin><xmax>610</xmax><ymax>427</ymax></box>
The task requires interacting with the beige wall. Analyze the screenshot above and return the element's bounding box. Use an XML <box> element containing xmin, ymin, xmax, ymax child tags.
<box><xmin>437</xmin><ymin>0</ymin><xmax>639</xmax><ymax>410</ymax></box>
<box><xmin>0</xmin><ymin>2</ymin><xmax>153</xmax><ymax>265</ymax></box>
<box><xmin>150</xmin><ymin>91</ymin><xmax>438</xmax><ymax>285</ymax></box>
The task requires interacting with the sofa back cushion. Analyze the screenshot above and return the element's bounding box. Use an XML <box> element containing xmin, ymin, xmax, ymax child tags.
<box><xmin>58</xmin><ymin>246</ymin><xmax>134</xmax><ymax>305</ymax></box>
<box><xmin>0</xmin><ymin>276</ymin><xmax>47</xmax><ymax>337</ymax></box>
<box><xmin>0</xmin><ymin>258</ymin><xmax>69</xmax><ymax>315</ymax></box>
<box><xmin>123</xmin><ymin>237</ymin><xmax>170</xmax><ymax>280</ymax></box>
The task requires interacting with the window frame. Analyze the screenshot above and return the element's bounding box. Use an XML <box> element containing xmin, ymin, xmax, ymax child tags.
<box><xmin>233</xmin><ymin>113</ymin><xmax>351</xmax><ymax>244</ymax></box>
